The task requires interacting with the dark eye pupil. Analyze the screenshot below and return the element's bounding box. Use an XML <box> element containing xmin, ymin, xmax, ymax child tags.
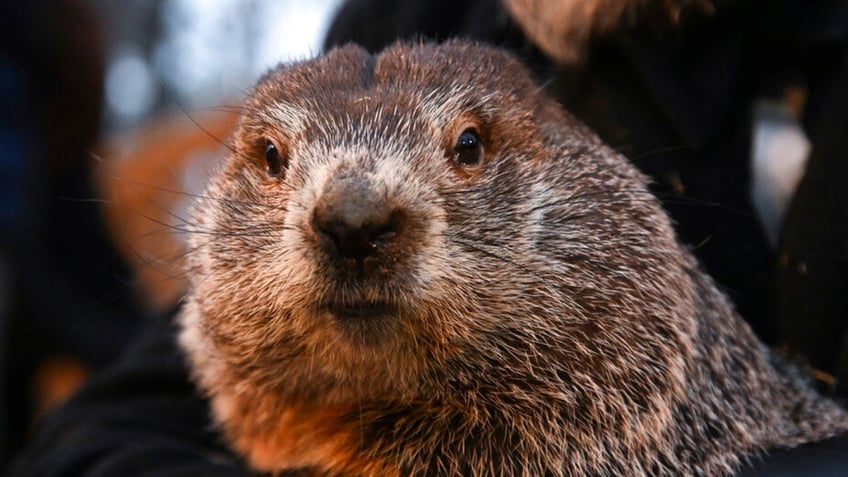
<box><xmin>265</xmin><ymin>141</ymin><xmax>284</xmax><ymax>177</ymax></box>
<box><xmin>454</xmin><ymin>130</ymin><xmax>482</xmax><ymax>167</ymax></box>
<box><xmin>458</xmin><ymin>131</ymin><xmax>478</xmax><ymax>149</ymax></box>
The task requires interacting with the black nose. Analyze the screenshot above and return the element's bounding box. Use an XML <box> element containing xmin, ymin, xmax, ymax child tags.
<box><xmin>311</xmin><ymin>174</ymin><xmax>405</xmax><ymax>264</ymax></box>
<box><xmin>312</xmin><ymin>208</ymin><xmax>403</xmax><ymax>261</ymax></box>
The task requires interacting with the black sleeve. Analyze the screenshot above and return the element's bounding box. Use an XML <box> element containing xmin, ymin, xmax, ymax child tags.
<box><xmin>322</xmin><ymin>0</ymin><xmax>544</xmax><ymax>62</ymax></box>
<box><xmin>735</xmin><ymin>435</ymin><xmax>848</xmax><ymax>477</ymax></box>
<box><xmin>7</xmin><ymin>315</ymin><xmax>263</xmax><ymax>477</ymax></box>
<box><xmin>776</xmin><ymin>33</ymin><xmax>848</xmax><ymax>396</ymax></box>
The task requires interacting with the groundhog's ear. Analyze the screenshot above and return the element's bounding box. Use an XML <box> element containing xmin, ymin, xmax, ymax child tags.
<box><xmin>533</xmin><ymin>93</ymin><xmax>597</xmax><ymax>148</ymax></box>
<box><xmin>533</xmin><ymin>94</ymin><xmax>570</xmax><ymax>138</ymax></box>
<box><xmin>534</xmin><ymin>94</ymin><xmax>566</xmax><ymax>125</ymax></box>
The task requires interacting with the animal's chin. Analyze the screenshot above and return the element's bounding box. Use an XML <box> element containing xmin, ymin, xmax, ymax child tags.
<box><xmin>316</xmin><ymin>300</ymin><xmax>401</xmax><ymax>346</ymax></box>
<box><xmin>323</xmin><ymin>300</ymin><xmax>396</xmax><ymax>322</ymax></box>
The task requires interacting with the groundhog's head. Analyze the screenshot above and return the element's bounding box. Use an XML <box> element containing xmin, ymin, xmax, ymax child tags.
<box><xmin>180</xmin><ymin>40</ymin><xmax>693</xmax><ymax>413</ymax></box>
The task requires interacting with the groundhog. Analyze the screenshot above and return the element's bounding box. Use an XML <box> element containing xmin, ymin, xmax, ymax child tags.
<box><xmin>178</xmin><ymin>40</ymin><xmax>848</xmax><ymax>476</ymax></box>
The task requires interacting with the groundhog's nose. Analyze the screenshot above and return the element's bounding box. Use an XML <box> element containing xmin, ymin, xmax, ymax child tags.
<box><xmin>311</xmin><ymin>174</ymin><xmax>405</xmax><ymax>266</ymax></box>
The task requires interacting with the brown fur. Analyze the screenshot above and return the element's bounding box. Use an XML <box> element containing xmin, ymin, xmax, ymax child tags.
<box><xmin>178</xmin><ymin>40</ymin><xmax>848</xmax><ymax>476</ymax></box>
<box><xmin>503</xmin><ymin>0</ymin><xmax>714</xmax><ymax>64</ymax></box>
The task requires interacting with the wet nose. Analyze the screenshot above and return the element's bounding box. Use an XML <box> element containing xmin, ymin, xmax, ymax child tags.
<box><xmin>311</xmin><ymin>174</ymin><xmax>405</xmax><ymax>263</ymax></box>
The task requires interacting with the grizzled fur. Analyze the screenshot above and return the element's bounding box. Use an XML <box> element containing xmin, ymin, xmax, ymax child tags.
<box><xmin>178</xmin><ymin>41</ymin><xmax>848</xmax><ymax>476</ymax></box>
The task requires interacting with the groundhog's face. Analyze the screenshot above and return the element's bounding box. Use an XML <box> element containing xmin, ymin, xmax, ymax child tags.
<box><xmin>182</xmin><ymin>41</ymin><xmax>692</xmax><ymax>406</ymax></box>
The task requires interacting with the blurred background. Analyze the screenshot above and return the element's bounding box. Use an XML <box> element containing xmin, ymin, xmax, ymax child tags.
<box><xmin>95</xmin><ymin>0</ymin><xmax>341</xmax><ymax>134</ymax></box>
<box><xmin>0</xmin><ymin>0</ymin><xmax>342</xmax><ymax>470</ymax></box>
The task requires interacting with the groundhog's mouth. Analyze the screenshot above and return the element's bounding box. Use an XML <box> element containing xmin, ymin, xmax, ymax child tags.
<box><xmin>322</xmin><ymin>301</ymin><xmax>396</xmax><ymax>321</ymax></box>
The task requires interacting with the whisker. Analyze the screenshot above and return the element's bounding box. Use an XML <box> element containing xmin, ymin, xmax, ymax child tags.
<box><xmin>189</xmin><ymin>104</ymin><xmax>247</xmax><ymax>115</ymax></box>
<box><xmin>103</xmin><ymin>174</ymin><xmax>283</xmax><ymax>210</ymax></box>
<box><xmin>630</xmin><ymin>145</ymin><xmax>692</xmax><ymax>161</ymax></box>
<box><xmin>177</xmin><ymin>103</ymin><xmax>237</xmax><ymax>155</ymax></box>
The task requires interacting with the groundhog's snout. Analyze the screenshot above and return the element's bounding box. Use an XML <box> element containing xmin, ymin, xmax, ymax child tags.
<box><xmin>310</xmin><ymin>171</ymin><xmax>407</xmax><ymax>274</ymax></box>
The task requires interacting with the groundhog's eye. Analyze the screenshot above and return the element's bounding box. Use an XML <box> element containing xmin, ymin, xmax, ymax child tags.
<box><xmin>452</xmin><ymin>129</ymin><xmax>483</xmax><ymax>168</ymax></box>
<box><xmin>264</xmin><ymin>140</ymin><xmax>287</xmax><ymax>178</ymax></box>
